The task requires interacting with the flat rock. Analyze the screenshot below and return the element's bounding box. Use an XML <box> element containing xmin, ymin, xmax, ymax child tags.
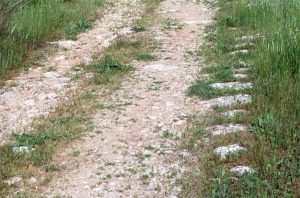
<box><xmin>234</xmin><ymin>68</ymin><xmax>250</xmax><ymax>74</ymax></box>
<box><xmin>183</xmin><ymin>20</ymin><xmax>200</xmax><ymax>25</ymax></box>
<box><xmin>28</xmin><ymin>177</ymin><xmax>38</xmax><ymax>185</ymax></box>
<box><xmin>54</xmin><ymin>55</ymin><xmax>66</xmax><ymax>61</ymax></box>
<box><xmin>233</xmin><ymin>74</ymin><xmax>248</xmax><ymax>79</ymax></box>
<box><xmin>206</xmin><ymin>124</ymin><xmax>247</xmax><ymax>136</ymax></box>
<box><xmin>230</xmin><ymin>49</ymin><xmax>249</xmax><ymax>56</ymax></box>
<box><xmin>236</xmin><ymin>35</ymin><xmax>257</xmax><ymax>42</ymax></box>
<box><xmin>48</xmin><ymin>40</ymin><xmax>78</xmax><ymax>49</ymax></box>
<box><xmin>220</xmin><ymin>110</ymin><xmax>249</xmax><ymax>118</ymax></box>
<box><xmin>230</xmin><ymin>166</ymin><xmax>255</xmax><ymax>176</ymax></box>
<box><xmin>44</xmin><ymin>72</ymin><xmax>61</xmax><ymax>78</ymax></box>
<box><xmin>143</xmin><ymin>64</ymin><xmax>178</xmax><ymax>71</ymax></box>
<box><xmin>13</xmin><ymin>146</ymin><xmax>35</xmax><ymax>154</ymax></box>
<box><xmin>4</xmin><ymin>176</ymin><xmax>22</xmax><ymax>186</ymax></box>
<box><xmin>214</xmin><ymin>144</ymin><xmax>247</xmax><ymax>160</ymax></box>
<box><xmin>210</xmin><ymin>82</ymin><xmax>253</xmax><ymax>90</ymax></box>
<box><xmin>118</xmin><ymin>27</ymin><xmax>132</xmax><ymax>35</ymax></box>
<box><xmin>204</xmin><ymin>94</ymin><xmax>252</xmax><ymax>107</ymax></box>
<box><xmin>234</xmin><ymin>43</ymin><xmax>255</xmax><ymax>49</ymax></box>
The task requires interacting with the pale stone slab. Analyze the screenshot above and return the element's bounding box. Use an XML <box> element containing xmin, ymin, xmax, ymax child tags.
<box><xmin>210</xmin><ymin>82</ymin><xmax>253</xmax><ymax>90</ymax></box>
<box><xmin>214</xmin><ymin>144</ymin><xmax>247</xmax><ymax>160</ymax></box>
<box><xmin>204</xmin><ymin>94</ymin><xmax>252</xmax><ymax>107</ymax></box>
<box><xmin>230</xmin><ymin>166</ymin><xmax>255</xmax><ymax>176</ymax></box>
<box><xmin>206</xmin><ymin>124</ymin><xmax>247</xmax><ymax>136</ymax></box>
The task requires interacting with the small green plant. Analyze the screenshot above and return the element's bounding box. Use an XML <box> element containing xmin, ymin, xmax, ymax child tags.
<box><xmin>45</xmin><ymin>163</ymin><xmax>60</xmax><ymax>172</ymax></box>
<box><xmin>136</xmin><ymin>53</ymin><xmax>157</xmax><ymax>61</ymax></box>
<box><xmin>162</xmin><ymin>130</ymin><xmax>173</xmax><ymax>138</ymax></box>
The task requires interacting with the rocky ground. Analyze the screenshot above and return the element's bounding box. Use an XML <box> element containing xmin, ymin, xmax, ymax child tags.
<box><xmin>0</xmin><ymin>0</ymin><xmax>143</xmax><ymax>144</ymax></box>
<box><xmin>0</xmin><ymin>0</ymin><xmax>220</xmax><ymax>197</ymax></box>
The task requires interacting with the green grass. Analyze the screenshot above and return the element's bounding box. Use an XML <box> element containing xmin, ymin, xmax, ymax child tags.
<box><xmin>86</xmin><ymin>36</ymin><xmax>155</xmax><ymax>85</ymax></box>
<box><xmin>0</xmin><ymin>0</ymin><xmax>104</xmax><ymax>78</ymax></box>
<box><xmin>185</xmin><ymin>0</ymin><xmax>300</xmax><ymax>197</ymax></box>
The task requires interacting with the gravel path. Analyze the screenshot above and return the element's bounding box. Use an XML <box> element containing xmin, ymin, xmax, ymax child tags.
<box><xmin>37</xmin><ymin>0</ymin><xmax>214</xmax><ymax>197</ymax></box>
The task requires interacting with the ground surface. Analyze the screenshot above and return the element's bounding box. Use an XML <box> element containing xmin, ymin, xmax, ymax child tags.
<box><xmin>0</xmin><ymin>0</ymin><xmax>215</xmax><ymax>197</ymax></box>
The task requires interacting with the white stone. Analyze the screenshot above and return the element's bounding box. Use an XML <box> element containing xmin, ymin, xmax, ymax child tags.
<box><xmin>206</xmin><ymin>124</ymin><xmax>247</xmax><ymax>136</ymax></box>
<box><xmin>237</xmin><ymin>35</ymin><xmax>256</xmax><ymax>41</ymax></box>
<box><xmin>230</xmin><ymin>166</ymin><xmax>255</xmax><ymax>176</ymax></box>
<box><xmin>48</xmin><ymin>40</ymin><xmax>78</xmax><ymax>49</ymax></box>
<box><xmin>118</xmin><ymin>27</ymin><xmax>132</xmax><ymax>35</ymax></box>
<box><xmin>13</xmin><ymin>146</ymin><xmax>35</xmax><ymax>154</ymax></box>
<box><xmin>230</xmin><ymin>49</ymin><xmax>249</xmax><ymax>56</ymax></box>
<box><xmin>44</xmin><ymin>72</ymin><xmax>61</xmax><ymax>78</ymax></box>
<box><xmin>28</xmin><ymin>177</ymin><xmax>38</xmax><ymax>185</ymax></box>
<box><xmin>234</xmin><ymin>68</ymin><xmax>250</xmax><ymax>74</ymax></box>
<box><xmin>210</xmin><ymin>82</ymin><xmax>253</xmax><ymax>90</ymax></box>
<box><xmin>234</xmin><ymin>43</ymin><xmax>255</xmax><ymax>49</ymax></box>
<box><xmin>220</xmin><ymin>110</ymin><xmax>249</xmax><ymax>118</ymax></box>
<box><xmin>214</xmin><ymin>144</ymin><xmax>247</xmax><ymax>160</ymax></box>
<box><xmin>54</xmin><ymin>55</ymin><xmax>66</xmax><ymax>61</ymax></box>
<box><xmin>204</xmin><ymin>94</ymin><xmax>252</xmax><ymax>107</ymax></box>
<box><xmin>143</xmin><ymin>64</ymin><xmax>178</xmax><ymax>71</ymax></box>
<box><xmin>183</xmin><ymin>20</ymin><xmax>200</xmax><ymax>25</ymax></box>
<box><xmin>85</xmin><ymin>73</ymin><xmax>94</xmax><ymax>79</ymax></box>
<box><xmin>233</xmin><ymin>74</ymin><xmax>248</xmax><ymax>79</ymax></box>
<box><xmin>4</xmin><ymin>176</ymin><xmax>22</xmax><ymax>186</ymax></box>
<box><xmin>46</xmin><ymin>92</ymin><xmax>59</xmax><ymax>99</ymax></box>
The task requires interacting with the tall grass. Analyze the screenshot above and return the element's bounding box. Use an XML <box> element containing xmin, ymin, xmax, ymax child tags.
<box><xmin>0</xmin><ymin>0</ymin><xmax>104</xmax><ymax>77</ymax></box>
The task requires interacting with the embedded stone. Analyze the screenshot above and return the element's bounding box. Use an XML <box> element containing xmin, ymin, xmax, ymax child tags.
<box><xmin>214</xmin><ymin>144</ymin><xmax>247</xmax><ymax>160</ymax></box>
<box><xmin>4</xmin><ymin>176</ymin><xmax>22</xmax><ymax>186</ymax></box>
<box><xmin>204</xmin><ymin>94</ymin><xmax>252</xmax><ymax>107</ymax></box>
<box><xmin>234</xmin><ymin>68</ymin><xmax>250</xmax><ymax>74</ymax></box>
<box><xmin>144</xmin><ymin>64</ymin><xmax>178</xmax><ymax>71</ymax></box>
<box><xmin>13</xmin><ymin>146</ymin><xmax>35</xmax><ymax>154</ymax></box>
<box><xmin>230</xmin><ymin>49</ymin><xmax>249</xmax><ymax>56</ymax></box>
<box><xmin>48</xmin><ymin>40</ymin><xmax>78</xmax><ymax>49</ymax></box>
<box><xmin>210</xmin><ymin>82</ymin><xmax>253</xmax><ymax>90</ymax></box>
<box><xmin>220</xmin><ymin>110</ymin><xmax>249</xmax><ymax>118</ymax></box>
<box><xmin>230</xmin><ymin>166</ymin><xmax>255</xmax><ymax>176</ymax></box>
<box><xmin>233</xmin><ymin>74</ymin><xmax>248</xmax><ymax>79</ymax></box>
<box><xmin>206</xmin><ymin>124</ymin><xmax>247</xmax><ymax>136</ymax></box>
<box><xmin>44</xmin><ymin>72</ymin><xmax>61</xmax><ymax>78</ymax></box>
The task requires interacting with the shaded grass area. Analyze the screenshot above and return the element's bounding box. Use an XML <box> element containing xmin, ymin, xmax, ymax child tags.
<box><xmin>184</xmin><ymin>0</ymin><xmax>300</xmax><ymax>197</ymax></box>
<box><xmin>0</xmin><ymin>0</ymin><xmax>104</xmax><ymax>78</ymax></box>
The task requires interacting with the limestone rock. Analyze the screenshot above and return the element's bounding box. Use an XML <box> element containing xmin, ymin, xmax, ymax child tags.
<box><xmin>4</xmin><ymin>176</ymin><xmax>22</xmax><ymax>186</ymax></box>
<box><xmin>230</xmin><ymin>166</ymin><xmax>255</xmax><ymax>176</ymax></box>
<box><xmin>220</xmin><ymin>110</ymin><xmax>249</xmax><ymax>118</ymax></box>
<box><xmin>206</xmin><ymin>124</ymin><xmax>247</xmax><ymax>136</ymax></box>
<box><xmin>48</xmin><ymin>40</ymin><xmax>78</xmax><ymax>49</ymax></box>
<box><xmin>210</xmin><ymin>82</ymin><xmax>253</xmax><ymax>90</ymax></box>
<box><xmin>204</xmin><ymin>94</ymin><xmax>252</xmax><ymax>107</ymax></box>
<box><xmin>13</xmin><ymin>146</ymin><xmax>35</xmax><ymax>154</ymax></box>
<box><xmin>214</xmin><ymin>144</ymin><xmax>247</xmax><ymax>160</ymax></box>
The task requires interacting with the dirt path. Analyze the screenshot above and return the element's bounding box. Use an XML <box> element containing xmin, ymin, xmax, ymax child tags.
<box><xmin>0</xmin><ymin>0</ymin><xmax>143</xmax><ymax>144</ymax></box>
<box><xmin>34</xmin><ymin>0</ymin><xmax>214</xmax><ymax>197</ymax></box>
